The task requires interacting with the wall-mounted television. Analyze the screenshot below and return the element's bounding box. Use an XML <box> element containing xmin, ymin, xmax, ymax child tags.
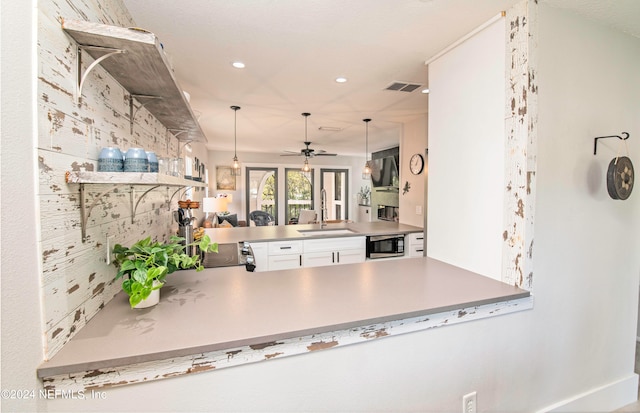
<box><xmin>370</xmin><ymin>156</ymin><xmax>399</xmax><ymax>188</ymax></box>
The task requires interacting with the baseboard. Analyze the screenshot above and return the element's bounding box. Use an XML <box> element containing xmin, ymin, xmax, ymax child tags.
<box><xmin>536</xmin><ymin>374</ymin><xmax>638</xmax><ymax>412</ymax></box>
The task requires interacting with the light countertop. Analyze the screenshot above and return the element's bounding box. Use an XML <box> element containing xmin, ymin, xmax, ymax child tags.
<box><xmin>38</xmin><ymin>257</ymin><xmax>529</xmax><ymax>378</ymax></box>
<box><xmin>203</xmin><ymin>221</ymin><xmax>423</xmax><ymax>244</ymax></box>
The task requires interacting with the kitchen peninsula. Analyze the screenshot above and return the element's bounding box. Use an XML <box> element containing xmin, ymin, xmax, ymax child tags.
<box><xmin>203</xmin><ymin>221</ymin><xmax>421</xmax><ymax>245</ymax></box>
<box><xmin>37</xmin><ymin>222</ymin><xmax>532</xmax><ymax>390</ymax></box>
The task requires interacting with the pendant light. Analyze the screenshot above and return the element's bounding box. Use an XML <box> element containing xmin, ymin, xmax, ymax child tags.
<box><xmin>301</xmin><ymin>113</ymin><xmax>311</xmax><ymax>172</ymax></box>
<box><xmin>302</xmin><ymin>156</ymin><xmax>311</xmax><ymax>173</ymax></box>
<box><xmin>231</xmin><ymin>105</ymin><xmax>241</xmax><ymax>176</ymax></box>
<box><xmin>362</xmin><ymin>118</ymin><xmax>372</xmax><ymax>179</ymax></box>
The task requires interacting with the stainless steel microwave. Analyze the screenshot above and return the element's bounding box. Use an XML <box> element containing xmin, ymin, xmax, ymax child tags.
<box><xmin>366</xmin><ymin>234</ymin><xmax>405</xmax><ymax>259</ymax></box>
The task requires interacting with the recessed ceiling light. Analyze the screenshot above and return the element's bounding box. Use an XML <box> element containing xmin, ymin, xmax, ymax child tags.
<box><xmin>421</xmin><ymin>88</ymin><xmax>430</xmax><ymax>94</ymax></box>
<box><xmin>232</xmin><ymin>61</ymin><xmax>245</xmax><ymax>69</ymax></box>
<box><xmin>335</xmin><ymin>77</ymin><xmax>347</xmax><ymax>83</ymax></box>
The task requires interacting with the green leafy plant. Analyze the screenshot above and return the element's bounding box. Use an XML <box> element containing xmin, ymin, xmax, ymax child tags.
<box><xmin>113</xmin><ymin>235</ymin><xmax>218</xmax><ymax>308</ymax></box>
<box><xmin>358</xmin><ymin>185</ymin><xmax>371</xmax><ymax>204</ymax></box>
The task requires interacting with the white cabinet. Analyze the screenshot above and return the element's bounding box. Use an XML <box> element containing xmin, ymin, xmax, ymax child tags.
<box><xmin>357</xmin><ymin>205</ymin><xmax>373</xmax><ymax>222</ymax></box>
<box><xmin>249</xmin><ymin>242</ymin><xmax>269</xmax><ymax>272</ymax></box>
<box><xmin>406</xmin><ymin>232</ymin><xmax>425</xmax><ymax>258</ymax></box>
<box><xmin>303</xmin><ymin>237</ymin><xmax>366</xmax><ymax>268</ymax></box>
<box><xmin>267</xmin><ymin>240</ymin><xmax>303</xmax><ymax>271</ymax></box>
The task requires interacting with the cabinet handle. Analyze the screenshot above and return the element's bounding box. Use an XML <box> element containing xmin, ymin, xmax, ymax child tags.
<box><xmin>336</xmin><ymin>251</ymin><xmax>340</xmax><ymax>262</ymax></box>
<box><xmin>280</xmin><ymin>246</ymin><xmax>292</xmax><ymax>250</ymax></box>
<box><xmin>332</xmin><ymin>252</ymin><xmax>335</xmax><ymax>263</ymax></box>
<box><xmin>299</xmin><ymin>255</ymin><xmax>302</xmax><ymax>266</ymax></box>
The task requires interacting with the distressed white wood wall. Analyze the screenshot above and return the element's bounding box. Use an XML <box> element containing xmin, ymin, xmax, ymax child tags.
<box><xmin>503</xmin><ymin>1</ymin><xmax>538</xmax><ymax>290</ymax></box>
<box><xmin>37</xmin><ymin>0</ymin><xmax>206</xmax><ymax>358</ymax></box>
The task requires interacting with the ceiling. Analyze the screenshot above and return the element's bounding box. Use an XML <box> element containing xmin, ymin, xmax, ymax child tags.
<box><xmin>122</xmin><ymin>0</ymin><xmax>639</xmax><ymax>157</ymax></box>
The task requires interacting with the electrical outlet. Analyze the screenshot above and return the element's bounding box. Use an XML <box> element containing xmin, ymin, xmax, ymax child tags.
<box><xmin>416</xmin><ymin>205</ymin><xmax>423</xmax><ymax>215</ymax></box>
<box><xmin>106</xmin><ymin>235</ymin><xmax>115</xmax><ymax>265</ymax></box>
<box><xmin>463</xmin><ymin>392</ymin><xmax>477</xmax><ymax>413</ymax></box>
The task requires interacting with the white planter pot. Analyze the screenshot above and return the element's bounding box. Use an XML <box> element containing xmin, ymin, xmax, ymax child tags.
<box><xmin>133</xmin><ymin>282</ymin><xmax>161</xmax><ymax>309</ymax></box>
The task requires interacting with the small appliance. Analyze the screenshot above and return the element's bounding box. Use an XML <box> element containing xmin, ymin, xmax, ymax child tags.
<box><xmin>366</xmin><ymin>234</ymin><xmax>405</xmax><ymax>259</ymax></box>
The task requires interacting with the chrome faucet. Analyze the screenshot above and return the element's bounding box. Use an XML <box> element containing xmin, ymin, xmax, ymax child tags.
<box><xmin>320</xmin><ymin>188</ymin><xmax>327</xmax><ymax>228</ymax></box>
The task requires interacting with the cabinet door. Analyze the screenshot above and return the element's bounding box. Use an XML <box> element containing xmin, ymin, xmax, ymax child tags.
<box><xmin>336</xmin><ymin>248</ymin><xmax>366</xmax><ymax>265</ymax></box>
<box><xmin>249</xmin><ymin>242</ymin><xmax>269</xmax><ymax>272</ymax></box>
<box><xmin>303</xmin><ymin>251</ymin><xmax>335</xmax><ymax>268</ymax></box>
<box><xmin>268</xmin><ymin>254</ymin><xmax>302</xmax><ymax>271</ymax></box>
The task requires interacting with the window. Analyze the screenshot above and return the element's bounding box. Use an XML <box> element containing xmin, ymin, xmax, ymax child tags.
<box><xmin>320</xmin><ymin>169</ymin><xmax>349</xmax><ymax>221</ymax></box>
<box><xmin>285</xmin><ymin>168</ymin><xmax>314</xmax><ymax>224</ymax></box>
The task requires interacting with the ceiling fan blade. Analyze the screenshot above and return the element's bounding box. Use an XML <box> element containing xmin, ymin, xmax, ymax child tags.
<box><xmin>280</xmin><ymin>153</ymin><xmax>303</xmax><ymax>156</ymax></box>
<box><xmin>315</xmin><ymin>153</ymin><xmax>337</xmax><ymax>156</ymax></box>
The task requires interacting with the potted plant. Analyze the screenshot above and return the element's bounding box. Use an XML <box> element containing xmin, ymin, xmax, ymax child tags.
<box><xmin>358</xmin><ymin>186</ymin><xmax>371</xmax><ymax>205</ymax></box>
<box><xmin>112</xmin><ymin>234</ymin><xmax>218</xmax><ymax>308</ymax></box>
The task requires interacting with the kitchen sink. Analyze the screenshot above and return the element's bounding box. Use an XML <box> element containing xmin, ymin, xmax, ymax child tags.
<box><xmin>297</xmin><ymin>229</ymin><xmax>356</xmax><ymax>236</ymax></box>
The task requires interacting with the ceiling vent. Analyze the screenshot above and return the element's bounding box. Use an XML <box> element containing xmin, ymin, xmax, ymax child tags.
<box><xmin>384</xmin><ymin>81</ymin><xmax>422</xmax><ymax>92</ymax></box>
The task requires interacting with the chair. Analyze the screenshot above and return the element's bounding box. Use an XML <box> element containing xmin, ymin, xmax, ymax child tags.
<box><xmin>249</xmin><ymin>210</ymin><xmax>275</xmax><ymax>226</ymax></box>
<box><xmin>297</xmin><ymin>209</ymin><xmax>317</xmax><ymax>224</ymax></box>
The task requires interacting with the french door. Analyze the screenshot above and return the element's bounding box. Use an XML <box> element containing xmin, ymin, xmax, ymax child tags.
<box><xmin>320</xmin><ymin>169</ymin><xmax>348</xmax><ymax>221</ymax></box>
<box><xmin>285</xmin><ymin>168</ymin><xmax>314</xmax><ymax>224</ymax></box>
<box><xmin>246</xmin><ymin>167</ymin><xmax>278</xmax><ymax>224</ymax></box>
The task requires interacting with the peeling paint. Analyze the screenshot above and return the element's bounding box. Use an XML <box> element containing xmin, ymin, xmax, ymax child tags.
<box><xmin>360</xmin><ymin>329</ymin><xmax>389</xmax><ymax>340</ymax></box>
<box><xmin>39</xmin><ymin>156</ymin><xmax>53</xmax><ymax>173</ymax></box>
<box><xmin>38</xmin><ymin>76</ymin><xmax>73</xmax><ymax>97</ymax></box>
<box><xmin>249</xmin><ymin>341</ymin><xmax>282</xmax><ymax>350</ymax></box>
<box><xmin>515</xmin><ymin>199</ymin><xmax>524</xmax><ymax>218</ymax></box>
<box><xmin>43</xmin><ymin>248</ymin><xmax>60</xmax><ymax>262</ymax></box>
<box><xmin>92</xmin><ymin>282</ymin><xmax>105</xmax><ymax>295</ymax></box>
<box><xmin>70</xmin><ymin>161</ymin><xmax>94</xmax><ymax>172</ymax></box>
<box><xmin>186</xmin><ymin>365</ymin><xmax>214</xmax><ymax>374</ymax></box>
<box><xmin>307</xmin><ymin>340</ymin><xmax>339</xmax><ymax>351</ymax></box>
<box><xmin>265</xmin><ymin>352</ymin><xmax>283</xmax><ymax>360</ymax></box>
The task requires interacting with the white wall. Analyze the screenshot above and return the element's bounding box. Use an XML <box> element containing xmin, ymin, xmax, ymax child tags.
<box><xmin>399</xmin><ymin>116</ymin><xmax>428</xmax><ymax>228</ymax></box>
<box><xmin>427</xmin><ymin>17</ymin><xmax>506</xmax><ymax>280</ymax></box>
<box><xmin>3</xmin><ymin>1</ymin><xmax>640</xmax><ymax>412</ymax></box>
<box><xmin>531</xmin><ymin>4</ymin><xmax>640</xmax><ymax>410</ymax></box>
<box><xmin>1</xmin><ymin>1</ymin><xmax>47</xmax><ymax>412</ymax></box>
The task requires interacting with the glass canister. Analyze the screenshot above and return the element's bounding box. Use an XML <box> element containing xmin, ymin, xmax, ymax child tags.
<box><xmin>158</xmin><ymin>157</ymin><xmax>170</xmax><ymax>175</ymax></box>
<box><xmin>169</xmin><ymin>158</ymin><xmax>184</xmax><ymax>178</ymax></box>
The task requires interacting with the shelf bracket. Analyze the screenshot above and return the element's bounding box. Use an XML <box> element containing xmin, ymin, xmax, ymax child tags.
<box><xmin>79</xmin><ymin>183</ymin><xmax>126</xmax><ymax>242</ymax></box>
<box><xmin>129</xmin><ymin>95</ymin><xmax>164</xmax><ymax>134</ymax></box>
<box><xmin>130</xmin><ymin>185</ymin><xmax>163</xmax><ymax>223</ymax></box>
<box><xmin>594</xmin><ymin>132</ymin><xmax>630</xmax><ymax>155</ymax></box>
<box><xmin>75</xmin><ymin>45</ymin><xmax>125</xmax><ymax>105</ymax></box>
<box><xmin>169</xmin><ymin>187</ymin><xmax>193</xmax><ymax>209</ymax></box>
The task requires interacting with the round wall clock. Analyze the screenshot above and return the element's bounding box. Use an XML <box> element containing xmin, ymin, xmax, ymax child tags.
<box><xmin>410</xmin><ymin>153</ymin><xmax>424</xmax><ymax>175</ymax></box>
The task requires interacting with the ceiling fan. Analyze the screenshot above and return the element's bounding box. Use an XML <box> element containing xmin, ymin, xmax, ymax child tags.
<box><xmin>281</xmin><ymin>141</ymin><xmax>337</xmax><ymax>157</ymax></box>
<box><xmin>281</xmin><ymin>113</ymin><xmax>337</xmax><ymax>157</ymax></box>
